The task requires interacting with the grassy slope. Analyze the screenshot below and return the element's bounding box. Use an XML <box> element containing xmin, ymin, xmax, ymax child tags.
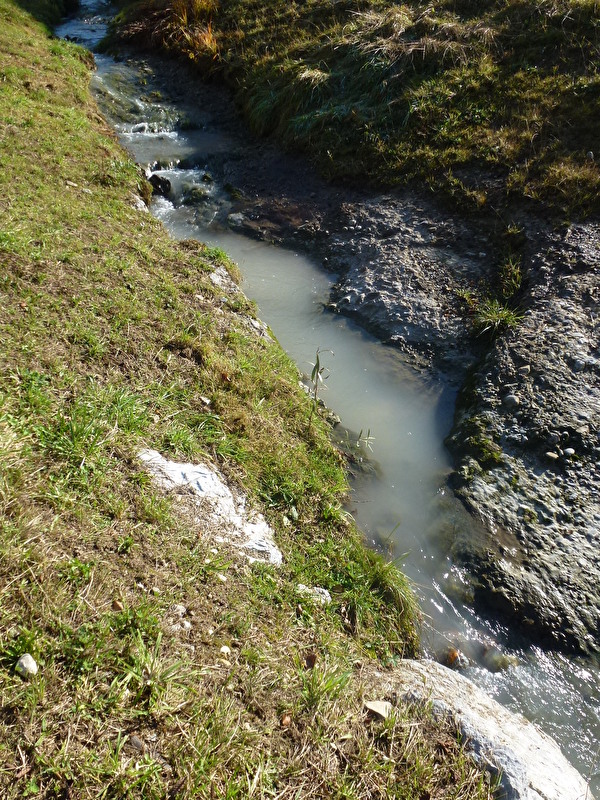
<box><xmin>114</xmin><ymin>0</ymin><xmax>600</xmax><ymax>217</ymax></box>
<box><xmin>0</xmin><ymin>1</ymin><xmax>496</xmax><ymax>797</ymax></box>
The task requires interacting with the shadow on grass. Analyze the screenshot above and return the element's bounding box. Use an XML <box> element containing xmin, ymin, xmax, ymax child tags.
<box><xmin>15</xmin><ymin>0</ymin><xmax>78</xmax><ymax>29</ymax></box>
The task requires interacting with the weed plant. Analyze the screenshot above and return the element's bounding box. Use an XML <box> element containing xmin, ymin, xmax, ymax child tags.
<box><xmin>0</xmin><ymin>1</ymin><xmax>495</xmax><ymax>797</ymax></box>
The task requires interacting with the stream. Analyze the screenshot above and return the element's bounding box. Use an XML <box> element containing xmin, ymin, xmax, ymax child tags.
<box><xmin>58</xmin><ymin>1</ymin><xmax>599</xmax><ymax>789</ymax></box>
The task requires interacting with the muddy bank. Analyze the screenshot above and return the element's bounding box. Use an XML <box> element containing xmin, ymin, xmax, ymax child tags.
<box><xmin>208</xmin><ymin>100</ymin><xmax>600</xmax><ymax>654</ymax></box>
<box><xmin>446</xmin><ymin>222</ymin><xmax>600</xmax><ymax>655</ymax></box>
<box><xmin>220</xmin><ymin>167</ymin><xmax>600</xmax><ymax>655</ymax></box>
<box><xmin>107</xmin><ymin>56</ymin><xmax>599</xmax><ymax>654</ymax></box>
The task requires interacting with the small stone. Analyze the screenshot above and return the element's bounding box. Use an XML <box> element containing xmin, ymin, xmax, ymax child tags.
<box><xmin>545</xmin><ymin>452</ymin><xmax>560</xmax><ymax>461</ymax></box>
<box><xmin>364</xmin><ymin>700</ymin><xmax>392</xmax><ymax>719</ymax></box>
<box><xmin>15</xmin><ymin>653</ymin><xmax>38</xmax><ymax>679</ymax></box>
<box><xmin>227</xmin><ymin>212</ymin><xmax>244</xmax><ymax>227</ymax></box>
<box><xmin>217</xmin><ymin>573</ymin><xmax>227</xmax><ymax>583</ymax></box>
<box><xmin>220</xmin><ymin>645</ymin><xmax>231</xmax><ymax>656</ymax></box>
<box><xmin>112</xmin><ymin>599</ymin><xmax>124</xmax><ymax>612</ymax></box>
<box><xmin>151</xmin><ymin>586</ymin><xmax>161</xmax><ymax>596</ymax></box>
<box><xmin>181</xmin><ymin>619</ymin><xmax>192</xmax><ymax>631</ymax></box>
<box><xmin>564</xmin><ymin>448</ymin><xmax>575</xmax><ymax>457</ymax></box>
<box><xmin>171</xmin><ymin>604</ymin><xmax>187</xmax><ymax>617</ymax></box>
<box><xmin>502</xmin><ymin>394</ymin><xmax>520</xmax><ymax>410</ymax></box>
<box><xmin>518</xmin><ymin>365</ymin><xmax>531</xmax><ymax>376</ymax></box>
<box><xmin>296</xmin><ymin>584</ymin><xmax>332</xmax><ymax>606</ymax></box>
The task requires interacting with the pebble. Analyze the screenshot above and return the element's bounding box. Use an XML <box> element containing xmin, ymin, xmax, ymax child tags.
<box><xmin>296</xmin><ymin>584</ymin><xmax>332</xmax><ymax>606</ymax></box>
<box><xmin>220</xmin><ymin>645</ymin><xmax>231</xmax><ymax>656</ymax></box>
<box><xmin>171</xmin><ymin>604</ymin><xmax>187</xmax><ymax>617</ymax></box>
<box><xmin>502</xmin><ymin>394</ymin><xmax>520</xmax><ymax>409</ymax></box>
<box><xmin>15</xmin><ymin>653</ymin><xmax>38</xmax><ymax>679</ymax></box>
<box><xmin>518</xmin><ymin>365</ymin><xmax>531</xmax><ymax>375</ymax></box>
<box><xmin>564</xmin><ymin>448</ymin><xmax>576</xmax><ymax>457</ymax></box>
<box><xmin>545</xmin><ymin>452</ymin><xmax>559</xmax><ymax>461</ymax></box>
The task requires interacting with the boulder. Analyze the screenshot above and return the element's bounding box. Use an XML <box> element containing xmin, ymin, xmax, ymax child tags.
<box><xmin>373</xmin><ymin>659</ymin><xmax>592</xmax><ymax>800</ymax></box>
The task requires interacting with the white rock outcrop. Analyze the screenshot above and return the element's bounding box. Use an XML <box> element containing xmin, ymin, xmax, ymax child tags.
<box><xmin>139</xmin><ymin>449</ymin><xmax>282</xmax><ymax>565</ymax></box>
<box><xmin>379</xmin><ymin>659</ymin><xmax>592</xmax><ymax>800</ymax></box>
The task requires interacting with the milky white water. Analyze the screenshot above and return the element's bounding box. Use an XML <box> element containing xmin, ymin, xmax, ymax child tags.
<box><xmin>56</xmin><ymin>3</ymin><xmax>600</xmax><ymax>788</ymax></box>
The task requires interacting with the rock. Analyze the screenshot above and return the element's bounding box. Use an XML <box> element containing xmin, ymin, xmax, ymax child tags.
<box><xmin>148</xmin><ymin>173</ymin><xmax>171</xmax><ymax>196</ymax></box>
<box><xmin>227</xmin><ymin>212</ymin><xmax>245</xmax><ymax>227</ymax></box>
<box><xmin>296</xmin><ymin>584</ymin><xmax>332</xmax><ymax>606</ymax></box>
<box><xmin>139</xmin><ymin>449</ymin><xmax>283</xmax><ymax>566</ymax></box>
<box><xmin>377</xmin><ymin>660</ymin><xmax>592</xmax><ymax>800</ymax></box>
<box><xmin>182</xmin><ymin>184</ymin><xmax>210</xmax><ymax>205</ymax></box>
<box><xmin>502</xmin><ymin>394</ymin><xmax>520</xmax><ymax>410</ymax></box>
<box><xmin>15</xmin><ymin>653</ymin><xmax>38</xmax><ymax>679</ymax></box>
<box><xmin>171</xmin><ymin>604</ymin><xmax>187</xmax><ymax>617</ymax></box>
<box><xmin>564</xmin><ymin>448</ymin><xmax>575</xmax><ymax>457</ymax></box>
<box><xmin>364</xmin><ymin>700</ymin><xmax>392</xmax><ymax>720</ymax></box>
<box><xmin>219</xmin><ymin>645</ymin><xmax>231</xmax><ymax>656</ymax></box>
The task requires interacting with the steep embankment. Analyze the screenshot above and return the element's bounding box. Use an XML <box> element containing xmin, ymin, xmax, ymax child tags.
<box><xmin>111</xmin><ymin>0</ymin><xmax>600</xmax><ymax>655</ymax></box>
<box><xmin>113</xmin><ymin>0</ymin><xmax>600</xmax><ymax>217</ymax></box>
<box><xmin>0</xmin><ymin>1</ymin><xmax>509</xmax><ymax>798</ymax></box>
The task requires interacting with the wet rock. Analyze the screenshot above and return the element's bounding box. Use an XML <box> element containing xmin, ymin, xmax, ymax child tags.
<box><xmin>374</xmin><ymin>659</ymin><xmax>593</xmax><ymax>800</ymax></box>
<box><xmin>227</xmin><ymin>212</ymin><xmax>244</xmax><ymax>227</ymax></box>
<box><xmin>502</xmin><ymin>394</ymin><xmax>520</xmax><ymax>410</ymax></box>
<box><xmin>447</xmin><ymin>221</ymin><xmax>600</xmax><ymax>654</ymax></box>
<box><xmin>148</xmin><ymin>173</ymin><xmax>171</xmax><ymax>196</ymax></box>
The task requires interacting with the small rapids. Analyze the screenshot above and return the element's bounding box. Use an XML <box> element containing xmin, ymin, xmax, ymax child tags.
<box><xmin>57</xmin><ymin>2</ymin><xmax>600</xmax><ymax>789</ymax></box>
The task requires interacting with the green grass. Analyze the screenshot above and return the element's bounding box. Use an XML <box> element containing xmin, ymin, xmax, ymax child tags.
<box><xmin>0</xmin><ymin>1</ymin><xmax>496</xmax><ymax>797</ymax></box>
<box><xmin>112</xmin><ymin>0</ymin><xmax>600</xmax><ymax>218</ymax></box>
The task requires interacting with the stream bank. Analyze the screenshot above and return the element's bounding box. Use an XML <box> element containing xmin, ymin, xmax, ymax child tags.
<box><xmin>64</xmin><ymin>5</ymin><xmax>600</xmax><ymax>782</ymax></box>
<box><xmin>148</xmin><ymin>60</ymin><xmax>600</xmax><ymax>656</ymax></box>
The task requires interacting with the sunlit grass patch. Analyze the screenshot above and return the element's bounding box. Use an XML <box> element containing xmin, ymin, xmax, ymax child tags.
<box><xmin>112</xmin><ymin>0</ymin><xmax>600</xmax><ymax>217</ymax></box>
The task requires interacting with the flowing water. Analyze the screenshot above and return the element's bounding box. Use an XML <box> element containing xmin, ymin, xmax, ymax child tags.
<box><xmin>57</xmin><ymin>2</ymin><xmax>600</xmax><ymax>788</ymax></box>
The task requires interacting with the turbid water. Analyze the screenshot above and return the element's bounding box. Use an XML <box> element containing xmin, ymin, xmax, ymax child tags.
<box><xmin>58</xmin><ymin>2</ymin><xmax>600</xmax><ymax>789</ymax></box>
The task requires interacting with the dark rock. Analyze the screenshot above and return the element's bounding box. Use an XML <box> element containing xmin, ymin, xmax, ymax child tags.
<box><xmin>148</xmin><ymin>173</ymin><xmax>171</xmax><ymax>196</ymax></box>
